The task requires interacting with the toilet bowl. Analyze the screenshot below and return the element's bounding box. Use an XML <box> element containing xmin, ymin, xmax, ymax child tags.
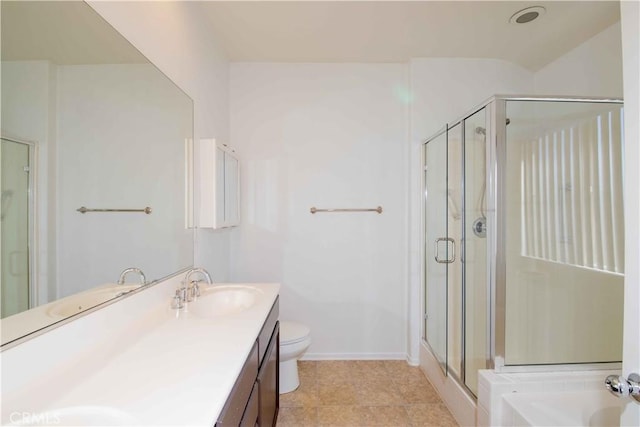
<box><xmin>279</xmin><ymin>321</ymin><xmax>311</xmax><ymax>394</ymax></box>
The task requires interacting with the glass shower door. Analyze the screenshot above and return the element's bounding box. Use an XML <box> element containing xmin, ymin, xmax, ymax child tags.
<box><xmin>423</xmin><ymin>111</ymin><xmax>489</xmax><ymax>394</ymax></box>
<box><xmin>1</xmin><ymin>138</ymin><xmax>31</xmax><ymax>318</ymax></box>
<box><xmin>424</xmin><ymin>130</ymin><xmax>449</xmax><ymax>373</ymax></box>
<box><xmin>502</xmin><ymin>100</ymin><xmax>624</xmax><ymax>366</ymax></box>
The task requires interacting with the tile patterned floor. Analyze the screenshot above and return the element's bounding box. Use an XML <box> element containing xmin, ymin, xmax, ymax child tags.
<box><xmin>277</xmin><ymin>360</ymin><xmax>459</xmax><ymax>427</ymax></box>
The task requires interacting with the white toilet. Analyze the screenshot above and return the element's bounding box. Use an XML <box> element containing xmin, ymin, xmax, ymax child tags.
<box><xmin>279</xmin><ymin>321</ymin><xmax>311</xmax><ymax>394</ymax></box>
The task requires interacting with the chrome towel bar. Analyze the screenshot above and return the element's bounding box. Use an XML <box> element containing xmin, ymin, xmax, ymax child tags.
<box><xmin>76</xmin><ymin>206</ymin><xmax>152</xmax><ymax>214</ymax></box>
<box><xmin>310</xmin><ymin>206</ymin><xmax>383</xmax><ymax>214</ymax></box>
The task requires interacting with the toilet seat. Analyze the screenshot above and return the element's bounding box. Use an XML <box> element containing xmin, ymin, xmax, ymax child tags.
<box><xmin>280</xmin><ymin>321</ymin><xmax>310</xmax><ymax>345</ymax></box>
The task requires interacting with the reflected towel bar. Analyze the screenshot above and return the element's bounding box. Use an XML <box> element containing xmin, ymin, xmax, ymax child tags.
<box><xmin>76</xmin><ymin>206</ymin><xmax>152</xmax><ymax>214</ymax></box>
<box><xmin>310</xmin><ymin>206</ymin><xmax>383</xmax><ymax>214</ymax></box>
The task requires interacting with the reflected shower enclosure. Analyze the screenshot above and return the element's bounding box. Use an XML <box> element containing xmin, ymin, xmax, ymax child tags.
<box><xmin>423</xmin><ymin>96</ymin><xmax>624</xmax><ymax>398</ymax></box>
<box><xmin>1</xmin><ymin>138</ymin><xmax>33</xmax><ymax>318</ymax></box>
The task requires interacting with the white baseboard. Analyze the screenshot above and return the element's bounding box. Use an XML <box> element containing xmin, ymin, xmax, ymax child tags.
<box><xmin>301</xmin><ymin>352</ymin><xmax>407</xmax><ymax>361</ymax></box>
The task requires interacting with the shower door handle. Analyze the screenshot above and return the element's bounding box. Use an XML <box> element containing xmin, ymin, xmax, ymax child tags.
<box><xmin>434</xmin><ymin>238</ymin><xmax>456</xmax><ymax>263</ymax></box>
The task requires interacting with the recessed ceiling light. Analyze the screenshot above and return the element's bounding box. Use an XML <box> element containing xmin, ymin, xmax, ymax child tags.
<box><xmin>509</xmin><ymin>6</ymin><xmax>546</xmax><ymax>24</ymax></box>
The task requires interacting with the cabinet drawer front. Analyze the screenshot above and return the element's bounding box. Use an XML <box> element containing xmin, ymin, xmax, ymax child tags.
<box><xmin>258</xmin><ymin>297</ymin><xmax>279</xmax><ymax>366</ymax></box>
<box><xmin>216</xmin><ymin>342</ymin><xmax>259</xmax><ymax>427</ymax></box>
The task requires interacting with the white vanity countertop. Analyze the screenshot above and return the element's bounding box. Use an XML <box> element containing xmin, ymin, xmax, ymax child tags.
<box><xmin>1</xmin><ymin>282</ymin><xmax>280</xmax><ymax>426</ymax></box>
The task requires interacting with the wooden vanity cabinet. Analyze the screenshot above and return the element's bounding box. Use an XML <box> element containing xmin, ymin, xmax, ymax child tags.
<box><xmin>258</xmin><ymin>322</ymin><xmax>279</xmax><ymax>427</ymax></box>
<box><xmin>240</xmin><ymin>384</ymin><xmax>259</xmax><ymax>427</ymax></box>
<box><xmin>216</xmin><ymin>343</ymin><xmax>258</xmax><ymax>427</ymax></box>
<box><xmin>257</xmin><ymin>298</ymin><xmax>279</xmax><ymax>427</ymax></box>
<box><xmin>216</xmin><ymin>298</ymin><xmax>279</xmax><ymax>427</ymax></box>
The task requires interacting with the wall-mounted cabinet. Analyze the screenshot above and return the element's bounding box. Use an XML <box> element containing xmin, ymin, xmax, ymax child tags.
<box><xmin>199</xmin><ymin>138</ymin><xmax>239</xmax><ymax>229</ymax></box>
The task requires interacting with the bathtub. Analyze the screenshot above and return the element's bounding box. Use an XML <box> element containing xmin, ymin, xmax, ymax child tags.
<box><xmin>503</xmin><ymin>389</ymin><xmax>626</xmax><ymax>426</ymax></box>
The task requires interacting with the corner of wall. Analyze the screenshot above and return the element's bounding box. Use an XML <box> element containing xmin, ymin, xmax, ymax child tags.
<box><xmin>533</xmin><ymin>21</ymin><xmax>623</xmax><ymax>97</ymax></box>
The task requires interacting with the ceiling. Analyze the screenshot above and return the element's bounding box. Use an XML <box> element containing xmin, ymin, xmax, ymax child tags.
<box><xmin>1</xmin><ymin>1</ymin><xmax>147</xmax><ymax>65</ymax></box>
<box><xmin>1</xmin><ymin>1</ymin><xmax>621</xmax><ymax>71</ymax></box>
<box><xmin>197</xmin><ymin>1</ymin><xmax>621</xmax><ymax>71</ymax></box>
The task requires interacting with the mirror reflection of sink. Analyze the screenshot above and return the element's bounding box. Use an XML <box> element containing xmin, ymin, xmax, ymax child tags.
<box><xmin>188</xmin><ymin>285</ymin><xmax>263</xmax><ymax>317</ymax></box>
<box><xmin>8</xmin><ymin>405</ymin><xmax>138</xmax><ymax>426</ymax></box>
<box><xmin>46</xmin><ymin>285</ymin><xmax>141</xmax><ymax>318</ymax></box>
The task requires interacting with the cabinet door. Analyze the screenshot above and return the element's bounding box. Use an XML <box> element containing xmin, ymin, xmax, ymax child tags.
<box><xmin>258</xmin><ymin>323</ymin><xmax>279</xmax><ymax>427</ymax></box>
<box><xmin>198</xmin><ymin>139</ymin><xmax>239</xmax><ymax>229</ymax></box>
<box><xmin>258</xmin><ymin>298</ymin><xmax>279</xmax><ymax>365</ymax></box>
<box><xmin>215</xmin><ymin>146</ymin><xmax>225</xmax><ymax>224</ymax></box>
<box><xmin>216</xmin><ymin>343</ymin><xmax>259</xmax><ymax>427</ymax></box>
<box><xmin>223</xmin><ymin>151</ymin><xmax>239</xmax><ymax>227</ymax></box>
<box><xmin>240</xmin><ymin>383</ymin><xmax>259</xmax><ymax>427</ymax></box>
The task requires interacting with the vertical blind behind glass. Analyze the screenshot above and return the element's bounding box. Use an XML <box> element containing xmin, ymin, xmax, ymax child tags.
<box><xmin>519</xmin><ymin>108</ymin><xmax>624</xmax><ymax>275</ymax></box>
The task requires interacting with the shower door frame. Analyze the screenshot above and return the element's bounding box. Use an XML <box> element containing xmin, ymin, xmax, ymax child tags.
<box><xmin>1</xmin><ymin>136</ymin><xmax>38</xmax><ymax>311</ymax></box>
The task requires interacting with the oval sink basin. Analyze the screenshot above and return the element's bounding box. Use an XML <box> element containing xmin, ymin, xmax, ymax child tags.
<box><xmin>8</xmin><ymin>405</ymin><xmax>138</xmax><ymax>426</ymax></box>
<box><xmin>188</xmin><ymin>285</ymin><xmax>263</xmax><ymax>317</ymax></box>
<box><xmin>46</xmin><ymin>285</ymin><xmax>141</xmax><ymax>318</ymax></box>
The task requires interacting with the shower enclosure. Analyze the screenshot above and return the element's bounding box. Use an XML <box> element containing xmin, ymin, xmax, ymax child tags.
<box><xmin>423</xmin><ymin>96</ymin><xmax>624</xmax><ymax>397</ymax></box>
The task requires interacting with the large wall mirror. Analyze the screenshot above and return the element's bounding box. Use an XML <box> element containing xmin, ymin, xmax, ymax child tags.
<box><xmin>0</xmin><ymin>1</ymin><xmax>194</xmax><ymax>346</ymax></box>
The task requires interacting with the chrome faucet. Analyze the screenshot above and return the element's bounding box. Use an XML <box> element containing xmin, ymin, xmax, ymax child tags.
<box><xmin>184</xmin><ymin>267</ymin><xmax>213</xmax><ymax>301</ymax></box>
<box><xmin>185</xmin><ymin>267</ymin><xmax>213</xmax><ymax>285</ymax></box>
<box><xmin>117</xmin><ymin>267</ymin><xmax>147</xmax><ymax>285</ymax></box>
<box><xmin>172</xmin><ymin>267</ymin><xmax>213</xmax><ymax>309</ymax></box>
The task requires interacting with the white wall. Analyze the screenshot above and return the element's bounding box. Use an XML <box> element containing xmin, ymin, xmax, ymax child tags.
<box><xmin>620</xmin><ymin>1</ymin><xmax>640</xmax><ymax>424</ymax></box>
<box><xmin>229</xmin><ymin>63</ymin><xmax>408</xmax><ymax>358</ymax></box>
<box><xmin>409</xmin><ymin>59</ymin><xmax>534</xmax><ymax>141</ymax></box>
<box><xmin>534</xmin><ymin>22</ymin><xmax>623</xmax><ymax>97</ymax></box>
<box><xmin>88</xmin><ymin>1</ymin><xmax>232</xmax><ymax>281</ymax></box>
